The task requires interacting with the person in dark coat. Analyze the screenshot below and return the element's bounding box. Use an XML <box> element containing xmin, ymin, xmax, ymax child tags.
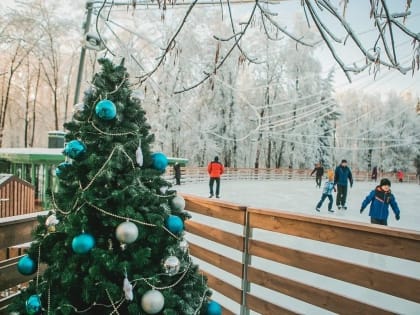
<box><xmin>173</xmin><ymin>162</ymin><xmax>181</xmax><ymax>185</ymax></box>
<box><xmin>360</xmin><ymin>178</ymin><xmax>401</xmax><ymax>226</ymax></box>
<box><xmin>310</xmin><ymin>162</ymin><xmax>324</xmax><ymax>188</ymax></box>
<box><xmin>207</xmin><ymin>156</ymin><xmax>224</xmax><ymax>198</ymax></box>
<box><xmin>334</xmin><ymin>159</ymin><xmax>353</xmax><ymax>210</ymax></box>
<box><xmin>371</xmin><ymin>166</ymin><xmax>378</xmax><ymax>182</ymax></box>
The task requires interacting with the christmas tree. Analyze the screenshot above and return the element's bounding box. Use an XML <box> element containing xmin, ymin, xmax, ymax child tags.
<box><xmin>9</xmin><ymin>58</ymin><xmax>221</xmax><ymax>315</ymax></box>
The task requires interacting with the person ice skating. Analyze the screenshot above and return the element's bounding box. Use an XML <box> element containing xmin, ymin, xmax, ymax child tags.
<box><xmin>310</xmin><ymin>162</ymin><xmax>324</xmax><ymax>188</ymax></box>
<box><xmin>334</xmin><ymin>159</ymin><xmax>353</xmax><ymax>210</ymax></box>
<box><xmin>371</xmin><ymin>166</ymin><xmax>378</xmax><ymax>182</ymax></box>
<box><xmin>396</xmin><ymin>170</ymin><xmax>404</xmax><ymax>182</ymax></box>
<box><xmin>173</xmin><ymin>162</ymin><xmax>181</xmax><ymax>185</ymax></box>
<box><xmin>208</xmin><ymin>156</ymin><xmax>224</xmax><ymax>198</ymax></box>
<box><xmin>360</xmin><ymin>178</ymin><xmax>401</xmax><ymax>226</ymax></box>
<box><xmin>316</xmin><ymin>172</ymin><xmax>336</xmax><ymax>213</ymax></box>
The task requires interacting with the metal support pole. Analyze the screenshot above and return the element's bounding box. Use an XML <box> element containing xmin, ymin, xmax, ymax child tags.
<box><xmin>240</xmin><ymin>208</ymin><xmax>251</xmax><ymax>315</ymax></box>
<box><xmin>73</xmin><ymin>1</ymin><xmax>94</xmax><ymax>105</ymax></box>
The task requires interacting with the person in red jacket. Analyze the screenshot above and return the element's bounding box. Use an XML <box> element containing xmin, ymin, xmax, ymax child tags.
<box><xmin>208</xmin><ymin>156</ymin><xmax>224</xmax><ymax>198</ymax></box>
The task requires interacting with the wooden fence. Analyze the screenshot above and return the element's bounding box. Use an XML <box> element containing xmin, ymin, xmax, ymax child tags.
<box><xmin>1</xmin><ymin>197</ymin><xmax>419</xmax><ymax>314</ymax></box>
<box><xmin>164</xmin><ymin>167</ymin><xmax>419</xmax><ymax>184</ymax></box>
<box><xmin>181</xmin><ymin>194</ymin><xmax>420</xmax><ymax>314</ymax></box>
<box><xmin>0</xmin><ymin>175</ymin><xmax>35</xmax><ymax>218</ymax></box>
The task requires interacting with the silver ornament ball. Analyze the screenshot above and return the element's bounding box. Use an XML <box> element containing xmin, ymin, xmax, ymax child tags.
<box><xmin>172</xmin><ymin>195</ymin><xmax>186</xmax><ymax>210</ymax></box>
<box><xmin>163</xmin><ymin>255</ymin><xmax>180</xmax><ymax>276</ymax></box>
<box><xmin>116</xmin><ymin>221</ymin><xmax>139</xmax><ymax>245</ymax></box>
<box><xmin>141</xmin><ymin>289</ymin><xmax>164</xmax><ymax>314</ymax></box>
<box><xmin>179</xmin><ymin>239</ymin><xmax>189</xmax><ymax>253</ymax></box>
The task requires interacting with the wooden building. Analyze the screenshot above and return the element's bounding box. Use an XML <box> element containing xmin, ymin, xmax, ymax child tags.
<box><xmin>0</xmin><ymin>174</ymin><xmax>35</xmax><ymax>218</ymax></box>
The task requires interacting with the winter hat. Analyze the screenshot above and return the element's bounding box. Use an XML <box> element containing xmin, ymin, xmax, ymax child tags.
<box><xmin>327</xmin><ymin>170</ymin><xmax>334</xmax><ymax>180</ymax></box>
<box><xmin>341</xmin><ymin>159</ymin><xmax>347</xmax><ymax>164</ymax></box>
<box><xmin>380</xmin><ymin>178</ymin><xmax>391</xmax><ymax>187</ymax></box>
<box><xmin>214</xmin><ymin>156</ymin><xmax>219</xmax><ymax>162</ymax></box>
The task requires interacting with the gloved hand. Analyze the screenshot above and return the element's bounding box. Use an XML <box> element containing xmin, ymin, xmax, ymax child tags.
<box><xmin>395</xmin><ymin>213</ymin><xmax>400</xmax><ymax>221</ymax></box>
<box><xmin>350</xmin><ymin>182</ymin><xmax>353</xmax><ymax>188</ymax></box>
<box><xmin>360</xmin><ymin>208</ymin><xmax>364</xmax><ymax>213</ymax></box>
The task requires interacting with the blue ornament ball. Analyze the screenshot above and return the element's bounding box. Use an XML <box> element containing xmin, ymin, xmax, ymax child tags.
<box><xmin>17</xmin><ymin>255</ymin><xmax>36</xmax><ymax>275</ymax></box>
<box><xmin>206</xmin><ymin>301</ymin><xmax>222</xmax><ymax>315</ymax></box>
<box><xmin>165</xmin><ymin>215</ymin><xmax>184</xmax><ymax>234</ymax></box>
<box><xmin>151</xmin><ymin>152</ymin><xmax>168</xmax><ymax>171</ymax></box>
<box><xmin>72</xmin><ymin>233</ymin><xmax>95</xmax><ymax>254</ymax></box>
<box><xmin>95</xmin><ymin>99</ymin><xmax>117</xmax><ymax>120</ymax></box>
<box><xmin>55</xmin><ymin>162</ymin><xmax>71</xmax><ymax>177</ymax></box>
<box><xmin>63</xmin><ymin>140</ymin><xmax>86</xmax><ymax>160</ymax></box>
<box><xmin>26</xmin><ymin>294</ymin><xmax>42</xmax><ymax>315</ymax></box>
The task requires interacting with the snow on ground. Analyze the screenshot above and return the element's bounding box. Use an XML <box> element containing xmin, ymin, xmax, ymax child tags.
<box><xmin>174</xmin><ymin>179</ymin><xmax>420</xmax><ymax>314</ymax></box>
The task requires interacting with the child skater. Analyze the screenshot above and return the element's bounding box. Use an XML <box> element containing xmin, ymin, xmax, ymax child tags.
<box><xmin>360</xmin><ymin>178</ymin><xmax>401</xmax><ymax>226</ymax></box>
<box><xmin>316</xmin><ymin>171</ymin><xmax>335</xmax><ymax>213</ymax></box>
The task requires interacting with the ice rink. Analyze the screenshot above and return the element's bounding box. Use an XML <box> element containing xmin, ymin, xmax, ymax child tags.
<box><xmin>176</xmin><ymin>178</ymin><xmax>420</xmax><ymax>231</ymax></box>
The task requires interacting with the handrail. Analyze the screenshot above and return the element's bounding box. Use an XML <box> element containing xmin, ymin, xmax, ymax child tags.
<box><xmin>165</xmin><ymin>167</ymin><xmax>420</xmax><ymax>184</ymax></box>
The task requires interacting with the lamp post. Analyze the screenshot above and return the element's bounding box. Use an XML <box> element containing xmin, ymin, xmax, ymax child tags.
<box><xmin>73</xmin><ymin>1</ymin><xmax>94</xmax><ymax>105</ymax></box>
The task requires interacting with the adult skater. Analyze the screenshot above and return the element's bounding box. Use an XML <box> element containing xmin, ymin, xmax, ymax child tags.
<box><xmin>207</xmin><ymin>156</ymin><xmax>224</xmax><ymax>198</ymax></box>
<box><xmin>310</xmin><ymin>162</ymin><xmax>324</xmax><ymax>188</ymax></box>
<box><xmin>334</xmin><ymin>159</ymin><xmax>353</xmax><ymax>210</ymax></box>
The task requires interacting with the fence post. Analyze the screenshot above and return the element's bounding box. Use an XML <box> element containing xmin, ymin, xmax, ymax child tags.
<box><xmin>240</xmin><ymin>207</ymin><xmax>251</xmax><ymax>315</ymax></box>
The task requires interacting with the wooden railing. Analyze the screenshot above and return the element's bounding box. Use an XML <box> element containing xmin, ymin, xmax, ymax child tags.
<box><xmin>0</xmin><ymin>212</ymin><xmax>46</xmax><ymax>313</ymax></box>
<box><xmin>181</xmin><ymin>194</ymin><xmax>420</xmax><ymax>314</ymax></box>
<box><xmin>165</xmin><ymin>167</ymin><xmax>419</xmax><ymax>184</ymax></box>
<box><xmin>0</xmin><ymin>176</ymin><xmax>35</xmax><ymax>218</ymax></box>
<box><xmin>1</xmin><ymin>198</ymin><xmax>419</xmax><ymax>314</ymax></box>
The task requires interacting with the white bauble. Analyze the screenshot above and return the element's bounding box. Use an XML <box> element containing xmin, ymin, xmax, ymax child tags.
<box><xmin>116</xmin><ymin>221</ymin><xmax>139</xmax><ymax>246</ymax></box>
<box><xmin>141</xmin><ymin>290</ymin><xmax>164</xmax><ymax>314</ymax></box>
<box><xmin>172</xmin><ymin>195</ymin><xmax>185</xmax><ymax>211</ymax></box>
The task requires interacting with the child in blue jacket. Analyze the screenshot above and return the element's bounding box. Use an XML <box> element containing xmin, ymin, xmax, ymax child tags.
<box><xmin>316</xmin><ymin>172</ymin><xmax>336</xmax><ymax>212</ymax></box>
<box><xmin>360</xmin><ymin>178</ymin><xmax>401</xmax><ymax>226</ymax></box>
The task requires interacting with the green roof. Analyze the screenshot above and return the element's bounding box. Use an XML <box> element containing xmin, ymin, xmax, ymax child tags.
<box><xmin>0</xmin><ymin>148</ymin><xmax>188</xmax><ymax>166</ymax></box>
<box><xmin>0</xmin><ymin>148</ymin><xmax>65</xmax><ymax>164</ymax></box>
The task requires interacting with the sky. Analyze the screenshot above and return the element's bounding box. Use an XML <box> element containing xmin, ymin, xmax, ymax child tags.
<box><xmin>175</xmin><ymin>179</ymin><xmax>420</xmax><ymax>314</ymax></box>
<box><xmin>262</xmin><ymin>1</ymin><xmax>420</xmax><ymax>99</ymax></box>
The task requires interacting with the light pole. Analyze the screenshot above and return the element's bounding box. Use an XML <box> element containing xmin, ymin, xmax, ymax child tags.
<box><xmin>73</xmin><ymin>1</ymin><xmax>94</xmax><ymax>105</ymax></box>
